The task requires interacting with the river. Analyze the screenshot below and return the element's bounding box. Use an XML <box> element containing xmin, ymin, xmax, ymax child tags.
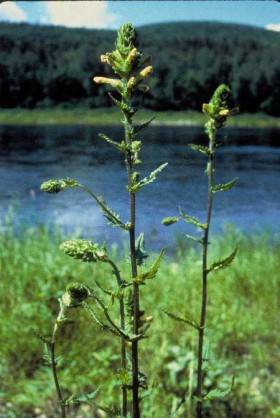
<box><xmin>0</xmin><ymin>124</ymin><xmax>279</xmax><ymax>250</ymax></box>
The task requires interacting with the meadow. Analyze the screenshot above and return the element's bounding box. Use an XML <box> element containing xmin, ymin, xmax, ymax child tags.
<box><xmin>1</xmin><ymin>222</ymin><xmax>280</xmax><ymax>417</ymax></box>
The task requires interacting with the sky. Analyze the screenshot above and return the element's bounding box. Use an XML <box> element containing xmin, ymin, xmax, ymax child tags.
<box><xmin>0</xmin><ymin>1</ymin><xmax>280</xmax><ymax>32</ymax></box>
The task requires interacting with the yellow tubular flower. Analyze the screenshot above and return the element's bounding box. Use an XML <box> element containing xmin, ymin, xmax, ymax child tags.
<box><xmin>140</xmin><ymin>66</ymin><xmax>153</xmax><ymax>78</ymax></box>
<box><xmin>93</xmin><ymin>77</ymin><xmax>122</xmax><ymax>90</ymax></box>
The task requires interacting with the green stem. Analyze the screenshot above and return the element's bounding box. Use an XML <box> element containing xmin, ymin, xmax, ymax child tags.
<box><xmin>51</xmin><ymin>302</ymin><xmax>67</xmax><ymax>418</ymax></box>
<box><xmin>196</xmin><ymin>132</ymin><xmax>215</xmax><ymax>418</ymax></box>
<box><xmin>122</xmin><ymin>87</ymin><xmax>140</xmax><ymax>418</ymax></box>
<box><xmin>107</xmin><ymin>259</ymin><xmax>128</xmax><ymax>417</ymax></box>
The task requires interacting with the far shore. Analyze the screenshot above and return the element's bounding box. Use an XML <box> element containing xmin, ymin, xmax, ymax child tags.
<box><xmin>0</xmin><ymin>108</ymin><xmax>280</xmax><ymax>129</ymax></box>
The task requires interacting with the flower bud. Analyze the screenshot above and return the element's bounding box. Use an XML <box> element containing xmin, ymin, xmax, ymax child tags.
<box><xmin>140</xmin><ymin>66</ymin><xmax>153</xmax><ymax>78</ymax></box>
<box><xmin>100</xmin><ymin>54</ymin><xmax>111</xmax><ymax>65</ymax></box>
<box><xmin>63</xmin><ymin>283</ymin><xmax>90</xmax><ymax>307</ymax></box>
<box><xmin>41</xmin><ymin>180</ymin><xmax>66</xmax><ymax>194</ymax></box>
<box><xmin>126</xmin><ymin>47</ymin><xmax>139</xmax><ymax>64</ymax></box>
<box><xmin>60</xmin><ymin>239</ymin><xmax>100</xmax><ymax>262</ymax></box>
<box><xmin>127</xmin><ymin>77</ymin><xmax>137</xmax><ymax>89</ymax></box>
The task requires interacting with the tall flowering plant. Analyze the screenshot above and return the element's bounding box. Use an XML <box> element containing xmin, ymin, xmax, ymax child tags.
<box><xmin>163</xmin><ymin>84</ymin><xmax>239</xmax><ymax>417</ymax></box>
<box><xmin>35</xmin><ymin>23</ymin><xmax>166</xmax><ymax>418</ymax></box>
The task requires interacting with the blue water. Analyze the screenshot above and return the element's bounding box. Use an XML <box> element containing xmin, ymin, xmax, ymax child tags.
<box><xmin>0</xmin><ymin>125</ymin><xmax>279</xmax><ymax>250</ymax></box>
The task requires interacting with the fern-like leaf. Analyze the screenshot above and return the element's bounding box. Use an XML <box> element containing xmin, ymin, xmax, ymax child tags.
<box><xmin>162</xmin><ymin>309</ymin><xmax>199</xmax><ymax>330</ymax></box>
<box><xmin>189</xmin><ymin>144</ymin><xmax>211</xmax><ymax>156</ymax></box>
<box><xmin>128</xmin><ymin>163</ymin><xmax>168</xmax><ymax>192</ymax></box>
<box><xmin>211</xmin><ymin>178</ymin><xmax>238</xmax><ymax>193</ymax></box>
<box><xmin>207</xmin><ymin>247</ymin><xmax>238</xmax><ymax>273</ymax></box>
<box><xmin>97</xmin><ymin>195</ymin><xmax>126</xmax><ymax>229</ymax></box>
<box><xmin>136</xmin><ymin>248</ymin><xmax>165</xmax><ymax>283</ymax></box>
<box><xmin>99</xmin><ymin>133</ymin><xmax>126</xmax><ymax>153</ymax></box>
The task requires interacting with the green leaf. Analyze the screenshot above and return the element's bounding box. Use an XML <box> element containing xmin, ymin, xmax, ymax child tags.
<box><xmin>30</xmin><ymin>328</ymin><xmax>52</xmax><ymax>345</ymax></box>
<box><xmin>186</xmin><ymin>234</ymin><xmax>204</xmax><ymax>244</ymax></box>
<box><xmin>93</xmin><ymin>401</ymin><xmax>120</xmax><ymax>416</ymax></box>
<box><xmin>108</xmin><ymin>91</ymin><xmax>135</xmax><ymax>115</ymax></box>
<box><xmin>135</xmin><ymin>232</ymin><xmax>149</xmax><ymax>266</ymax></box>
<box><xmin>75</xmin><ymin>388</ymin><xmax>100</xmax><ymax>403</ymax></box>
<box><xmin>117</xmin><ymin>368</ymin><xmax>132</xmax><ymax>385</ymax></box>
<box><xmin>179</xmin><ymin>208</ymin><xmax>207</xmax><ymax>230</ymax></box>
<box><xmin>189</xmin><ymin>144</ymin><xmax>211</xmax><ymax>156</ymax></box>
<box><xmin>161</xmin><ymin>309</ymin><xmax>199</xmax><ymax>330</ymax></box>
<box><xmin>99</xmin><ymin>133</ymin><xmax>126</xmax><ymax>153</ymax></box>
<box><xmin>97</xmin><ymin>195</ymin><xmax>126</xmax><ymax>229</ymax></box>
<box><xmin>133</xmin><ymin>117</ymin><xmax>155</xmax><ymax>134</ymax></box>
<box><xmin>162</xmin><ymin>216</ymin><xmax>180</xmax><ymax>226</ymax></box>
<box><xmin>207</xmin><ymin>247</ymin><xmax>238</xmax><ymax>273</ymax></box>
<box><xmin>203</xmin><ymin>377</ymin><xmax>235</xmax><ymax>402</ymax></box>
<box><xmin>82</xmin><ymin>302</ymin><xmax>119</xmax><ymax>336</ymax></box>
<box><xmin>128</xmin><ymin>163</ymin><xmax>168</xmax><ymax>192</ymax></box>
<box><xmin>136</xmin><ymin>248</ymin><xmax>165</xmax><ymax>283</ymax></box>
<box><xmin>211</xmin><ymin>178</ymin><xmax>238</xmax><ymax>193</ymax></box>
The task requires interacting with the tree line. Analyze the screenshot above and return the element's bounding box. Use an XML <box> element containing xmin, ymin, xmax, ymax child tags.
<box><xmin>0</xmin><ymin>21</ymin><xmax>280</xmax><ymax>115</ymax></box>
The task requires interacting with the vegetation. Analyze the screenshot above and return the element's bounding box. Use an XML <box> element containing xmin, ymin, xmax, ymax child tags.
<box><xmin>1</xmin><ymin>108</ymin><xmax>280</xmax><ymax>128</ymax></box>
<box><xmin>0</xmin><ymin>223</ymin><xmax>280</xmax><ymax>417</ymax></box>
<box><xmin>37</xmin><ymin>24</ymin><xmax>168</xmax><ymax>418</ymax></box>
<box><xmin>1</xmin><ymin>19</ymin><xmax>279</xmax><ymax>418</ymax></box>
<box><xmin>163</xmin><ymin>85</ymin><xmax>239</xmax><ymax>417</ymax></box>
<box><xmin>1</xmin><ymin>21</ymin><xmax>280</xmax><ymax>115</ymax></box>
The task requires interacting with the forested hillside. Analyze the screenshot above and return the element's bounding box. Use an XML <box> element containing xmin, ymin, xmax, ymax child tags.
<box><xmin>1</xmin><ymin>21</ymin><xmax>280</xmax><ymax>114</ymax></box>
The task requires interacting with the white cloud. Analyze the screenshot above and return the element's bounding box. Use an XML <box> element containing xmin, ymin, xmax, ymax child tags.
<box><xmin>266</xmin><ymin>23</ymin><xmax>280</xmax><ymax>32</ymax></box>
<box><xmin>44</xmin><ymin>1</ymin><xmax>117</xmax><ymax>29</ymax></box>
<box><xmin>0</xmin><ymin>1</ymin><xmax>27</xmax><ymax>22</ymax></box>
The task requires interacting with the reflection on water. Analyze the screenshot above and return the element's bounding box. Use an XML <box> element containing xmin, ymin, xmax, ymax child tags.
<box><xmin>0</xmin><ymin>125</ymin><xmax>279</xmax><ymax>250</ymax></box>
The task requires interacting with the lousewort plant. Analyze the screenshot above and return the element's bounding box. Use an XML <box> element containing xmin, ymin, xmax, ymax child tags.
<box><xmin>163</xmin><ymin>84</ymin><xmax>239</xmax><ymax>418</ymax></box>
<box><xmin>36</xmin><ymin>23</ymin><xmax>167</xmax><ymax>418</ymax></box>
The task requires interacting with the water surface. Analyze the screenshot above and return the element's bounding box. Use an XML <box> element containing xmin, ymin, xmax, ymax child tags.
<box><xmin>0</xmin><ymin>125</ymin><xmax>279</xmax><ymax>250</ymax></box>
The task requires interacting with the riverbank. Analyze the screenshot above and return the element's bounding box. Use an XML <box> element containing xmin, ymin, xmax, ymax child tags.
<box><xmin>0</xmin><ymin>108</ymin><xmax>280</xmax><ymax>128</ymax></box>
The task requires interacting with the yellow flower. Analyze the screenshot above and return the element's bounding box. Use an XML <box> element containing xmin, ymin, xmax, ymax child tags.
<box><xmin>140</xmin><ymin>66</ymin><xmax>153</xmax><ymax>78</ymax></box>
<box><xmin>93</xmin><ymin>77</ymin><xmax>122</xmax><ymax>90</ymax></box>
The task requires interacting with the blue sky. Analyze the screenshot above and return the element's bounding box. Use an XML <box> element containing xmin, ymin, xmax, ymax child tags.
<box><xmin>0</xmin><ymin>1</ymin><xmax>280</xmax><ymax>32</ymax></box>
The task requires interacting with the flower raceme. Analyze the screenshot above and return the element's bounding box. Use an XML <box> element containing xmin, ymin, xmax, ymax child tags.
<box><xmin>93</xmin><ymin>23</ymin><xmax>153</xmax><ymax>96</ymax></box>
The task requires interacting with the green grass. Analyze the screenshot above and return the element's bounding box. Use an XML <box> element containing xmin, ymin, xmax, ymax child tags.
<box><xmin>0</xmin><ymin>224</ymin><xmax>280</xmax><ymax>417</ymax></box>
<box><xmin>1</xmin><ymin>108</ymin><xmax>280</xmax><ymax>128</ymax></box>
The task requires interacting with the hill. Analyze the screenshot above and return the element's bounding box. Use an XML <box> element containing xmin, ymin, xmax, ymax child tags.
<box><xmin>0</xmin><ymin>21</ymin><xmax>280</xmax><ymax>115</ymax></box>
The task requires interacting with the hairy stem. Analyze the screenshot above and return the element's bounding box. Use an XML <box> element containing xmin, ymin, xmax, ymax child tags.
<box><xmin>51</xmin><ymin>303</ymin><xmax>66</xmax><ymax>418</ymax></box>
<box><xmin>107</xmin><ymin>259</ymin><xmax>128</xmax><ymax>417</ymax></box>
<box><xmin>196</xmin><ymin>133</ymin><xmax>215</xmax><ymax>418</ymax></box>
<box><xmin>122</xmin><ymin>89</ymin><xmax>140</xmax><ymax>418</ymax></box>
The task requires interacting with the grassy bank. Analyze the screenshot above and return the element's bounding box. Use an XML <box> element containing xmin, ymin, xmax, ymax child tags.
<box><xmin>0</xmin><ymin>224</ymin><xmax>280</xmax><ymax>417</ymax></box>
<box><xmin>0</xmin><ymin>108</ymin><xmax>280</xmax><ymax>128</ymax></box>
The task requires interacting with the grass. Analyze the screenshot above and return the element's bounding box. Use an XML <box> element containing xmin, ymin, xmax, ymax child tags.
<box><xmin>0</xmin><ymin>223</ymin><xmax>280</xmax><ymax>417</ymax></box>
<box><xmin>1</xmin><ymin>107</ymin><xmax>280</xmax><ymax>129</ymax></box>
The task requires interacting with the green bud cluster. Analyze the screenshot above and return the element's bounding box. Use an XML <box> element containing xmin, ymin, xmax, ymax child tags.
<box><xmin>59</xmin><ymin>239</ymin><xmax>108</xmax><ymax>262</ymax></box>
<box><xmin>202</xmin><ymin>84</ymin><xmax>239</xmax><ymax>135</ymax></box>
<box><xmin>93</xmin><ymin>23</ymin><xmax>152</xmax><ymax>95</ymax></box>
<box><xmin>62</xmin><ymin>282</ymin><xmax>90</xmax><ymax>307</ymax></box>
<box><xmin>41</xmin><ymin>178</ymin><xmax>78</xmax><ymax>194</ymax></box>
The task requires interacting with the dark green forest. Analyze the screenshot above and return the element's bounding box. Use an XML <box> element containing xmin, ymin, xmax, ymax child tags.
<box><xmin>1</xmin><ymin>21</ymin><xmax>280</xmax><ymax>115</ymax></box>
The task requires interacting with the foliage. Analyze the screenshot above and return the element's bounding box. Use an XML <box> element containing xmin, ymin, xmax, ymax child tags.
<box><xmin>1</xmin><ymin>21</ymin><xmax>280</xmax><ymax>115</ymax></box>
<box><xmin>0</xmin><ymin>225</ymin><xmax>280</xmax><ymax>417</ymax></box>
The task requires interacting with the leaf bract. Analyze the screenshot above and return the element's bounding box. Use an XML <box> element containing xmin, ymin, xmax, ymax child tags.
<box><xmin>207</xmin><ymin>247</ymin><xmax>238</xmax><ymax>273</ymax></box>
